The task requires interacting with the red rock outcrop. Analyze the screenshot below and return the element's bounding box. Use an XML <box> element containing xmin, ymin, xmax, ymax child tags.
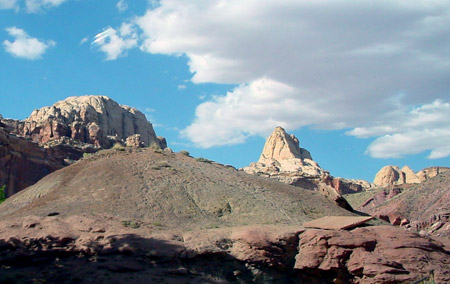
<box><xmin>296</xmin><ymin>226</ymin><xmax>449</xmax><ymax>283</ymax></box>
<box><xmin>0</xmin><ymin>217</ymin><xmax>447</xmax><ymax>284</ymax></box>
<box><xmin>360</xmin><ymin>171</ymin><xmax>450</xmax><ymax>238</ymax></box>
<box><xmin>0</xmin><ymin>122</ymin><xmax>66</xmax><ymax>197</ymax></box>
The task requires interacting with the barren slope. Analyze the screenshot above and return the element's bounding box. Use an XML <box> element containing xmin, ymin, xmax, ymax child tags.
<box><xmin>356</xmin><ymin>171</ymin><xmax>450</xmax><ymax>238</ymax></box>
<box><xmin>0</xmin><ymin>148</ymin><xmax>352</xmax><ymax>230</ymax></box>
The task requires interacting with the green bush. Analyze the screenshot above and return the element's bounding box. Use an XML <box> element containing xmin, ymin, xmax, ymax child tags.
<box><xmin>179</xmin><ymin>150</ymin><xmax>190</xmax><ymax>156</ymax></box>
<box><xmin>121</xmin><ymin>220</ymin><xmax>140</xmax><ymax>229</ymax></box>
<box><xmin>0</xmin><ymin>185</ymin><xmax>6</xmax><ymax>204</ymax></box>
<box><xmin>112</xmin><ymin>143</ymin><xmax>125</xmax><ymax>151</ymax></box>
<box><xmin>195</xmin><ymin>157</ymin><xmax>212</xmax><ymax>163</ymax></box>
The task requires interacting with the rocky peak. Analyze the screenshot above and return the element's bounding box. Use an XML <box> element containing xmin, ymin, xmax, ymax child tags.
<box><xmin>8</xmin><ymin>95</ymin><xmax>163</xmax><ymax>149</ymax></box>
<box><xmin>259</xmin><ymin>126</ymin><xmax>312</xmax><ymax>163</ymax></box>
<box><xmin>243</xmin><ymin>127</ymin><xmax>373</xmax><ymax>210</ymax></box>
<box><xmin>373</xmin><ymin>165</ymin><xmax>450</xmax><ymax>186</ymax></box>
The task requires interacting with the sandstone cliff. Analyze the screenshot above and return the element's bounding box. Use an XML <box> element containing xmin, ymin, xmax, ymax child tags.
<box><xmin>243</xmin><ymin>127</ymin><xmax>372</xmax><ymax>210</ymax></box>
<box><xmin>1</xmin><ymin>96</ymin><xmax>166</xmax><ymax>197</ymax></box>
<box><xmin>0</xmin><ymin>121</ymin><xmax>66</xmax><ymax>197</ymax></box>
<box><xmin>373</xmin><ymin>165</ymin><xmax>450</xmax><ymax>186</ymax></box>
<box><xmin>5</xmin><ymin>95</ymin><xmax>163</xmax><ymax>149</ymax></box>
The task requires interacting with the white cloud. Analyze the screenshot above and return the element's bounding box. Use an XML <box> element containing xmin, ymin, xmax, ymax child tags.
<box><xmin>116</xmin><ymin>0</ymin><xmax>127</xmax><ymax>12</ymax></box>
<box><xmin>177</xmin><ymin>84</ymin><xmax>186</xmax><ymax>90</ymax></box>
<box><xmin>25</xmin><ymin>0</ymin><xmax>66</xmax><ymax>12</ymax></box>
<box><xmin>92</xmin><ymin>23</ymin><xmax>137</xmax><ymax>60</ymax></box>
<box><xmin>0</xmin><ymin>0</ymin><xmax>65</xmax><ymax>12</ymax></box>
<box><xmin>121</xmin><ymin>0</ymin><xmax>450</xmax><ymax>158</ymax></box>
<box><xmin>348</xmin><ymin>100</ymin><xmax>450</xmax><ymax>159</ymax></box>
<box><xmin>3</xmin><ymin>27</ymin><xmax>55</xmax><ymax>60</ymax></box>
<box><xmin>0</xmin><ymin>0</ymin><xmax>18</xmax><ymax>10</ymax></box>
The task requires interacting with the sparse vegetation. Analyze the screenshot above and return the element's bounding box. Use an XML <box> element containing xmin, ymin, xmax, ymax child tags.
<box><xmin>179</xmin><ymin>150</ymin><xmax>190</xmax><ymax>156</ymax></box>
<box><xmin>149</xmin><ymin>143</ymin><xmax>163</xmax><ymax>153</ymax></box>
<box><xmin>0</xmin><ymin>185</ymin><xmax>6</xmax><ymax>204</ymax></box>
<box><xmin>82</xmin><ymin>152</ymin><xmax>91</xmax><ymax>158</ymax></box>
<box><xmin>195</xmin><ymin>157</ymin><xmax>212</xmax><ymax>163</ymax></box>
<box><xmin>121</xmin><ymin>220</ymin><xmax>140</xmax><ymax>229</ymax></box>
<box><xmin>112</xmin><ymin>143</ymin><xmax>125</xmax><ymax>151</ymax></box>
<box><xmin>151</xmin><ymin>161</ymin><xmax>171</xmax><ymax>170</ymax></box>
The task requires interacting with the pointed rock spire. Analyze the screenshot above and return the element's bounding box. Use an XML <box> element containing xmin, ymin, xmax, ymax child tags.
<box><xmin>258</xmin><ymin>126</ymin><xmax>312</xmax><ymax>163</ymax></box>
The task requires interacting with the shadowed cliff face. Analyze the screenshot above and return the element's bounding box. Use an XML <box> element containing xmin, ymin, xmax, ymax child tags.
<box><xmin>0</xmin><ymin>122</ymin><xmax>66</xmax><ymax>197</ymax></box>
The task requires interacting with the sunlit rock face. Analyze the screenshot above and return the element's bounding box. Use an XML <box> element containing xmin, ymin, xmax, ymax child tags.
<box><xmin>7</xmin><ymin>95</ymin><xmax>162</xmax><ymax>148</ymax></box>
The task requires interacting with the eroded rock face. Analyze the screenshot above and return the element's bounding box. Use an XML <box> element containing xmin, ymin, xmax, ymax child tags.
<box><xmin>296</xmin><ymin>226</ymin><xmax>449</xmax><ymax>284</ymax></box>
<box><xmin>0</xmin><ymin>123</ymin><xmax>66</xmax><ymax>197</ymax></box>
<box><xmin>0</xmin><ymin>217</ymin><xmax>447</xmax><ymax>284</ymax></box>
<box><xmin>7</xmin><ymin>95</ymin><xmax>161</xmax><ymax>149</ymax></box>
<box><xmin>374</xmin><ymin>165</ymin><xmax>450</xmax><ymax>186</ymax></box>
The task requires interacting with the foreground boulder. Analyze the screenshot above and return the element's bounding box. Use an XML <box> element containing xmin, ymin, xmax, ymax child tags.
<box><xmin>0</xmin><ymin>216</ymin><xmax>447</xmax><ymax>284</ymax></box>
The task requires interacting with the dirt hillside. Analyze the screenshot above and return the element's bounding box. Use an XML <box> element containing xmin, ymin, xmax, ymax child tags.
<box><xmin>0</xmin><ymin>147</ymin><xmax>352</xmax><ymax>230</ymax></box>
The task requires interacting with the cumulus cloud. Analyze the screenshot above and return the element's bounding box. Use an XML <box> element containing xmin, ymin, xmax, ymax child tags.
<box><xmin>92</xmin><ymin>23</ymin><xmax>138</xmax><ymax>60</ymax></box>
<box><xmin>118</xmin><ymin>0</ymin><xmax>450</xmax><ymax>158</ymax></box>
<box><xmin>3</xmin><ymin>27</ymin><xmax>55</xmax><ymax>60</ymax></box>
<box><xmin>348</xmin><ymin>100</ymin><xmax>450</xmax><ymax>159</ymax></box>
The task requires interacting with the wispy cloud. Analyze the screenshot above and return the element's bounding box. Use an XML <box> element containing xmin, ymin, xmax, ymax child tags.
<box><xmin>0</xmin><ymin>0</ymin><xmax>18</xmax><ymax>10</ymax></box>
<box><xmin>0</xmin><ymin>0</ymin><xmax>66</xmax><ymax>12</ymax></box>
<box><xmin>3</xmin><ymin>27</ymin><xmax>55</xmax><ymax>60</ymax></box>
<box><xmin>92</xmin><ymin>23</ymin><xmax>137</xmax><ymax>60</ymax></box>
<box><xmin>25</xmin><ymin>0</ymin><xmax>66</xmax><ymax>12</ymax></box>
<box><xmin>177</xmin><ymin>84</ymin><xmax>186</xmax><ymax>90</ymax></box>
<box><xmin>116</xmin><ymin>0</ymin><xmax>127</xmax><ymax>12</ymax></box>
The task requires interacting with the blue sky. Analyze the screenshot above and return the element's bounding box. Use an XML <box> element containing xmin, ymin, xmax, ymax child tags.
<box><xmin>1</xmin><ymin>0</ymin><xmax>449</xmax><ymax>182</ymax></box>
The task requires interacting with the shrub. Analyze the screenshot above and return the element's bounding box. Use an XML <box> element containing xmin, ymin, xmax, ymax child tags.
<box><xmin>121</xmin><ymin>220</ymin><xmax>140</xmax><ymax>229</ymax></box>
<box><xmin>0</xmin><ymin>185</ymin><xmax>6</xmax><ymax>204</ymax></box>
<box><xmin>195</xmin><ymin>157</ymin><xmax>212</xmax><ymax>163</ymax></box>
<box><xmin>112</xmin><ymin>143</ymin><xmax>125</xmax><ymax>151</ymax></box>
<box><xmin>179</xmin><ymin>150</ymin><xmax>190</xmax><ymax>156</ymax></box>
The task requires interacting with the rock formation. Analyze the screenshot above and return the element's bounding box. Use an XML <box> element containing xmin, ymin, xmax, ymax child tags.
<box><xmin>0</xmin><ymin>95</ymin><xmax>166</xmax><ymax>197</ymax></box>
<box><xmin>373</xmin><ymin>165</ymin><xmax>450</xmax><ymax>186</ymax></box>
<box><xmin>359</xmin><ymin>170</ymin><xmax>450</xmax><ymax>238</ymax></box>
<box><xmin>243</xmin><ymin>127</ymin><xmax>372</xmax><ymax>210</ymax></box>
<box><xmin>0</xmin><ymin>122</ymin><xmax>66</xmax><ymax>197</ymax></box>
<box><xmin>5</xmin><ymin>95</ymin><xmax>163</xmax><ymax>149</ymax></box>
